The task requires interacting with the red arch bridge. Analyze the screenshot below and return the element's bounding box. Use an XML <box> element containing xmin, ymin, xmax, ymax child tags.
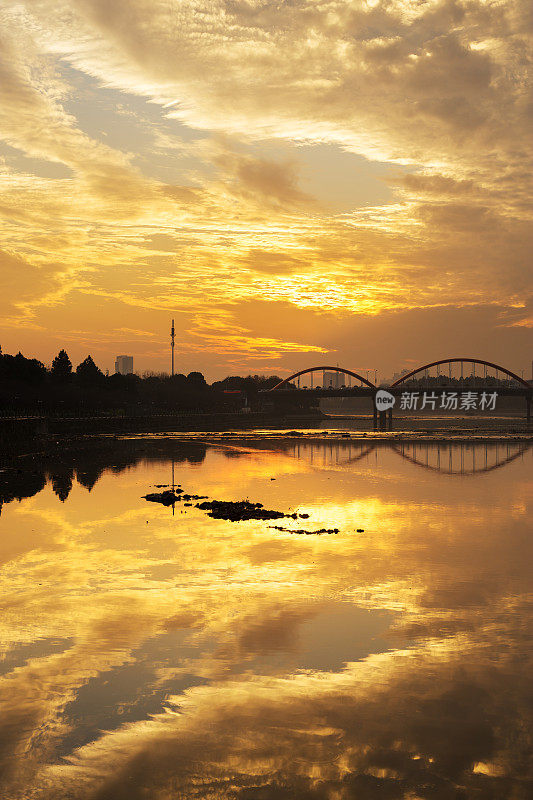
<box><xmin>262</xmin><ymin>359</ymin><xmax>532</xmax><ymax>428</ymax></box>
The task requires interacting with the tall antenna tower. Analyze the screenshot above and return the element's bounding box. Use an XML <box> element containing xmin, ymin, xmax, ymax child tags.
<box><xmin>171</xmin><ymin>318</ymin><xmax>175</xmax><ymax>376</ymax></box>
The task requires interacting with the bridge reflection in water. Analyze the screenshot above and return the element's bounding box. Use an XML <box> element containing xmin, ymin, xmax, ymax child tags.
<box><xmin>392</xmin><ymin>440</ymin><xmax>531</xmax><ymax>475</ymax></box>
<box><xmin>286</xmin><ymin>440</ymin><xmax>376</xmax><ymax>468</ymax></box>
<box><xmin>282</xmin><ymin>439</ymin><xmax>531</xmax><ymax>475</ymax></box>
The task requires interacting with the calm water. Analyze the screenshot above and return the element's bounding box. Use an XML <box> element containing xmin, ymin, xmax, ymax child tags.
<box><xmin>1</xmin><ymin>434</ymin><xmax>532</xmax><ymax>799</ymax></box>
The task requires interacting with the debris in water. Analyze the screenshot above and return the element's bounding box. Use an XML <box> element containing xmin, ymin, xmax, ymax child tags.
<box><xmin>143</xmin><ymin>491</ymin><xmax>181</xmax><ymax>506</ymax></box>
<box><xmin>144</xmin><ymin>486</ymin><xmax>316</xmax><ymax>527</ymax></box>
<box><xmin>269</xmin><ymin>525</ymin><xmax>339</xmax><ymax>535</ymax></box>
<box><xmin>195</xmin><ymin>499</ymin><xmax>290</xmax><ymax>521</ymax></box>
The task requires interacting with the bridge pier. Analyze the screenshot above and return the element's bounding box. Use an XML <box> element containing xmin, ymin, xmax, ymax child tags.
<box><xmin>527</xmin><ymin>395</ymin><xmax>531</xmax><ymax>424</ymax></box>
<box><xmin>374</xmin><ymin>407</ymin><xmax>393</xmax><ymax>431</ymax></box>
<box><xmin>377</xmin><ymin>410</ymin><xmax>392</xmax><ymax>431</ymax></box>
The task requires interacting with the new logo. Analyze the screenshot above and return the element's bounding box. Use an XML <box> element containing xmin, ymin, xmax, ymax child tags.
<box><xmin>375</xmin><ymin>390</ymin><xmax>396</xmax><ymax>411</ymax></box>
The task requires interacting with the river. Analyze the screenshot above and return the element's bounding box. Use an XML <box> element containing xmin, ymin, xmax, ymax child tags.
<box><xmin>0</xmin><ymin>432</ymin><xmax>532</xmax><ymax>799</ymax></box>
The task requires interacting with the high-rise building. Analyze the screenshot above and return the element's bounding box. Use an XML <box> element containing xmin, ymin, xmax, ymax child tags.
<box><xmin>323</xmin><ymin>370</ymin><xmax>343</xmax><ymax>388</ymax></box>
<box><xmin>391</xmin><ymin>368</ymin><xmax>409</xmax><ymax>383</ymax></box>
<box><xmin>115</xmin><ymin>355</ymin><xmax>134</xmax><ymax>375</ymax></box>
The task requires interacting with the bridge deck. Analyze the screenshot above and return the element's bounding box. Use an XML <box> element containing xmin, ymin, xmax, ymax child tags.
<box><xmin>266</xmin><ymin>385</ymin><xmax>531</xmax><ymax>399</ymax></box>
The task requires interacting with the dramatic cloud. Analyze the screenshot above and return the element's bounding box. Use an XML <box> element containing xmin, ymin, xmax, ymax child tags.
<box><xmin>0</xmin><ymin>0</ymin><xmax>531</xmax><ymax>375</ymax></box>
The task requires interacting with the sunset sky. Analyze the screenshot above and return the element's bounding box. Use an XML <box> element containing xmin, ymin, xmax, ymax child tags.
<box><xmin>0</xmin><ymin>0</ymin><xmax>531</xmax><ymax>379</ymax></box>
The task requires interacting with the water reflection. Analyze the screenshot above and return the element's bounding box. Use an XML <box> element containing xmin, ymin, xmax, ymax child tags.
<box><xmin>2</xmin><ymin>438</ymin><xmax>530</xmax><ymax>512</ymax></box>
<box><xmin>276</xmin><ymin>438</ymin><xmax>531</xmax><ymax>475</ymax></box>
<box><xmin>393</xmin><ymin>440</ymin><xmax>531</xmax><ymax>475</ymax></box>
<box><xmin>0</xmin><ymin>439</ymin><xmax>208</xmax><ymax>510</ymax></box>
<box><xmin>0</xmin><ymin>435</ymin><xmax>531</xmax><ymax>799</ymax></box>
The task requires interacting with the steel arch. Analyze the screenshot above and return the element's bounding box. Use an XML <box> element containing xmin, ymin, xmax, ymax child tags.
<box><xmin>269</xmin><ymin>366</ymin><xmax>376</xmax><ymax>391</ymax></box>
<box><xmin>390</xmin><ymin>358</ymin><xmax>531</xmax><ymax>390</ymax></box>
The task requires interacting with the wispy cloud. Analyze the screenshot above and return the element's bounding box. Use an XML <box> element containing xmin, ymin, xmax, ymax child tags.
<box><xmin>0</xmin><ymin>0</ymin><xmax>530</xmax><ymax>374</ymax></box>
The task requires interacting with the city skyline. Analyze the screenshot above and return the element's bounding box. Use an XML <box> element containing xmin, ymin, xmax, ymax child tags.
<box><xmin>4</xmin><ymin>339</ymin><xmax>531</xmax><ymax>388</ymax></box>
<box><xmin>0</xmin><ymin>0</ymin><xmax>531</xmax><ymax>379</ymax></box>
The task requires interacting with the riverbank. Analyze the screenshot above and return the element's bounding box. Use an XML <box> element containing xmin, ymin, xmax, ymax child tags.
<box><xmin>1</xmin><ymin>422</ymin><xmax>532</xmax><ymax>475</ymax></box>
<box><xmin>0</xmin><ymin>411</ymin><xmax>324</xmax><ymax>461</ymax></box>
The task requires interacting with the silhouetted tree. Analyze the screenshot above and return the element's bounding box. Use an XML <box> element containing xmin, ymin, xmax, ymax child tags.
<box><xmin>76</xmin><ymin>355</ymin><xmax>103</xmax><ymax>383</ymax></box>
<box><xmin>187</xmin><ymin>371</ymin><xmax>206</xmax><ymax>387</ymax></box>
<box><xmin>51</xmin><ymin>470</ymin><xmax>73</xmax><ymax>502</ymax></box>
<box><xmin>0</xmin><ymin>343</ymin><xmax>293</xmax><ymax>415</ymax></box>
<box><xmin>0</xmin><ymin>350</ymin><xmax>46</xmax><ymax>383</ymax></box>
<box><xmin>211</xmin><ymin>374</ymin><xmax>283</xmax><ymax>395</ymax></box>
<box><xmin>0</xmin><ymin>469</ymin><xmax>46</xmax><ymax>505</ymax></box>
<box><xmin>76</xmin><ymin>466</ymin><xmax>103</xmax><ymax>491</ymax></box>
<box><xmin>51</xmin><ymin>349</ymin><xmax>72</xmax><ymax>381</ymax></box>
<box><xmin>249</xmin><ymin>374</ymin><xmax>284</xmax><ymax>390</ymax></box>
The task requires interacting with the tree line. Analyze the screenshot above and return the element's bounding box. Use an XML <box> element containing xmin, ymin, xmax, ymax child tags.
<box><xmin>0</xmin><ymin>346</ymin><xmax>283</xmax><ymax>414</ymax></box>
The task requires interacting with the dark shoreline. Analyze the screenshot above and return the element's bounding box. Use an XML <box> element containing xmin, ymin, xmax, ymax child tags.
<box><xmin>1</xmin><ymin>423</ymin><xmax>532</xmax><ymax>468</ymax></box>
<box><xmin>1</xmin><ymin>407</ymin><xmax>532</xmax><ymax>468</ymax></box>
<box><xmin>0</xmin><ymin>411</ymin><xmax>320</xmax><ymax>461</ymax></box>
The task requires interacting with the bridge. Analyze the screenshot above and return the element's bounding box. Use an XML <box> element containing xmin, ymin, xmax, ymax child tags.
<box><xmin>264</xmin><ymin>358</ymin><xmax>532</xmax><ymax>428</ymax></box>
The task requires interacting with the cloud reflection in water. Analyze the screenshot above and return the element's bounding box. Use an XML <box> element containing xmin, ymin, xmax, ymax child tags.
<box><xmin>0</xmin><ymin>436</ymin><xmax>531</xmax><ymax>798</ymax></box>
